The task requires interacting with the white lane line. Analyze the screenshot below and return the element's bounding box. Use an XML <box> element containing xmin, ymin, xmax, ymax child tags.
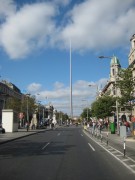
<box><xmin>111</xmin><ymin>151</ymin><xmax>118</xmax><ymax>154</ymax></box>
<box><xmin>57</xmin><ymin>133</ymin><xmax>61</xmax><ymax>136</ymax></box>
<box><xmin>107</xmin><ymin>148</ymin><xmax>114</xmax><ymax>151</ymax></box>
<box><xmin>42</xmin><ymin>142</ymin><xmax>50</xmax><ymax>150</ymax></box>
<box><xmin>116</xmin><ymin>154</ymin><xmax>123</xmax><ymax>157</ymax></box>
<box><xmin>83</xmin><ymin>130</ymin><xmax>135</xmax><ymax>174</ymax></box>
<box><xmin>88</xmin><ymin>143</ymin><xmax>95</xmax><ymax>151</ymax></box>
<box><xmin>130</xmin><ymin>165</ymin><xmax>135</xmax><ymax>167</ymax></box>
<box><xmin>122</xmin><ymin>159</ymin><xmax>130</xmax><ymax>162</ymax></box>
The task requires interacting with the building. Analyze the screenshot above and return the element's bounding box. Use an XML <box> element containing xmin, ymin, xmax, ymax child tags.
<box><xmin>100</xmin><ymin>34</ymin><xmax>135</xmax><ymax>121</ymax></box>
<box><xmin>101</xmin><ymin>56</ymin><xmax>121</xmax><ymax>97</ymax></box>
<box><xmin>128</xmin><ymin>34</ymin><xmax>135</xmax><ymax>69</ymax></box>
<box><xmin>100</xmin><ymin>57</ymin><xmax>132</xmax><ymax>122</ymax></box>
<box><xmin>0</xmin><ymin>80</ymin><xmax>22</xmax><ymax>123</ymax></box>
<box><xmin>128</xmin><ymin>34</ymin><xmax>135</xmax><ymax>116</ymax></box>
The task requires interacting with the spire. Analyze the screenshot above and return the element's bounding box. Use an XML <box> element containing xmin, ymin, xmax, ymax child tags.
<box><xmin>110</xmin><ymin>55</ymin><xmax>121</xmax><ymax>67</ymax></box>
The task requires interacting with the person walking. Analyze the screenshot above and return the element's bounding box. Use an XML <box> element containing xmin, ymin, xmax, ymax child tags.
<box><xmin>25</xmin><ymin>122</ymin><xmax>29</xmax><ymax>132</ymax></box>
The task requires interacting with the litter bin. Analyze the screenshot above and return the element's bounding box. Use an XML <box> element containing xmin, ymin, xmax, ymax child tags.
<box><xmin>110</xmin><ymin>122</ymin><xmax>115</xmax><ymax>134</ymax></box>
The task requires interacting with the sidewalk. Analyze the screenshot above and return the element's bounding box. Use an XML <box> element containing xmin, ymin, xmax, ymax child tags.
<box><xmin>0</xmin><ymin>128</ymin><xmax>48</xmax><ymax>145</ymax></box>
<box><xmin>87</xmin><ymin>127</ymin><xmax>135</xmax><ymax>150</ymax></box>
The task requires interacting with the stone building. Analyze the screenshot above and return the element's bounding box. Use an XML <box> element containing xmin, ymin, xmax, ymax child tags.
<box><xmin>0</xmin><ymin>80</ymin><xmax>22</xmax><ymax>123</ymax></box>
<box><xmin>128</xmin><ymin>34</ymin><xmax>135</xmax><ymax>116</ymax></box>
<box><xmin>100</xmin><ymin>33</ymin><xmax>135</xmax><ymax>121</ymax></box>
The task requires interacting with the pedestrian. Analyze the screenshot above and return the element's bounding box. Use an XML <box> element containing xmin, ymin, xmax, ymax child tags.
<box><xmin>121</xmin><ymin>113</ymin><xmax>127</xmax><ymax>123</ymax></box>
<box><xmin>25</xmin><ymin>122</ymin><xmax>29</xmax><ymax>132</ymax></box>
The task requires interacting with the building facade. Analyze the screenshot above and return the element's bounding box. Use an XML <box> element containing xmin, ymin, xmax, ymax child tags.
<box><xmin>0</xmin><ymin>80</ymin><xmax>22</xmax><ymax>123</ymax></box>
<box><xmin>100</xmin><ymin>35</ymin><xmax>135</xmax><ymax>121</ymax></box>
<box><xmin>128</xmin><ymin>34</ymin><xmax>135</xmax><ymax>116</ymax></box>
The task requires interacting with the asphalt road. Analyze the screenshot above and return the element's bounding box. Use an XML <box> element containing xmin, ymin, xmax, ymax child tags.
<box><xmin>0</xmin><ymin>126</ymin><xmax>135</xmax><ymax>180</ymax></box>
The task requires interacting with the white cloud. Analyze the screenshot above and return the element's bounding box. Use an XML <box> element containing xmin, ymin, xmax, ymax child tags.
<box><xmin>29</xmin><ymin>78</ymin><xmax>107</xmax><ymax>115</ymax></box>
<box><xmin>27</xmin><ymin>83</ymin><xmax>42</xmax><ymax>92</ymax></box>
<box><xmin>0</xmin><ymin>2</ymin><xmax>56</xmax><ymax>59</ymax></box>
<box><xmin>0</xmin><ymin>0</ymin><xmax>135</xmax><ymax>59</ymax></box>
<box><xmin>58</xmin><ymin>0</ymin><xmax>135</xmax><ymax>51</ymax></box>
<box><xmin>0</xmin><ymin>0</ymin><xmax>16</xmax><ymax>19</ymax></box>
<box><xmin>54</xmin><ymin>81</ymin><xmax>65</xmax><ymax>89</ymax></box>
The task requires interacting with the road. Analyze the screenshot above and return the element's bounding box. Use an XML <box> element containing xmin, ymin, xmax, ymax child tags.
<box><xmin>0</xmin><ymin>126</ymin><xmax>135</xmax><ymax>180</ymax></box>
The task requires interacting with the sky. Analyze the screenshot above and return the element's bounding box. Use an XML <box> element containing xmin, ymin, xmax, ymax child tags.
<box><xmin>0</xmin><ymin>0</ymin><xmax>135</xmax><ymax>116</ymax></box>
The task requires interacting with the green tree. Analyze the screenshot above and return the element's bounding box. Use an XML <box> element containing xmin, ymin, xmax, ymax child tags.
<box><xmin>6</xmin><ymin>97</ymin><xmax>21</xmax><ymax>112</ymax></box>
<box><xmin>21</xmin><ymin>95</ymin><xmax>37</xmax><ymax>116</ymax></box>
<box><xmin>56</xmin><ymin>111</ymin><xmax>69</xmax><ymax>122</ymax></box>
<box><xmin>80</xmin><ymin>107</ymin><xmax>92</xmax><ymax>121</ymax></box>
<box><xmin>91</xmin><ymin>95</ymin><xmax>116</xmax><ymax>119</ymax></box>
<box><xmin>117</xmin><ymin>68</ymin><xmax>135</xmax><ymax>110</ymax></box>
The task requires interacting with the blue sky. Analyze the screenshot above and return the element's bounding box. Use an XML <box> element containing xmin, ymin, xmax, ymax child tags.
<box><xmin>0</xmin><ymin>0</ymin><xmax>135</xmax><ymax>116</ymax></box>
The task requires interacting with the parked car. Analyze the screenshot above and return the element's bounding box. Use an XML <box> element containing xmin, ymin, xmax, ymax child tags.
<box><xmin>0</xmin><ymin>124</ymin><xmax>5</xmax><ymax>133</ymax></box>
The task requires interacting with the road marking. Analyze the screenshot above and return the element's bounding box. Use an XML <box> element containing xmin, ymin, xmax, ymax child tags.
<box><xmin>122</xmin><ymin>159</ymin><xmax>130</xmax><ymax>162</ymax></box>
<box><xmin>57</xmin><ymin>133</ymin><xmax>61</xmax><ymax>136</ymax></box>
<box><xmin>111</xmin><ymin>151</ymin><xmax>118</xmax><ymax>154</ymax></box>
<box><xmin>83</xmin><ymin>130</ymin><xmax>135</xmax><ymax>174</ymax></box>
<box><xmin>130</xmin><ymin>165</ymin><xmax>135</xmax><ymax>167</ymax></box>
<box><xmin>116</xmin><ymin>154</ymin><xmax>123</xmax><ymax>157</ymax></box>
<box><xmin>81</xmin><ymin>134</ymin><xmax>83</xmax><ymax>136</ymax></box>
<box><xmin>42</xmin><ymin>142</ymin><xmax>50</xmax><ymax>150</ymax></box>
<box><xmin>88</xmin><ymin>143</ymin><xmax>95</xmax><ymax>151</ymax></box>
<box><xmin>107</xmin><ymin>148</ymin><xmax>114</xmax><ymax>151</ymax></box>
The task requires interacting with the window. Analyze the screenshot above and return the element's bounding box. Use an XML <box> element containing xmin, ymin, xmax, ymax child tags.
<box><xmin>112</xmin><ymin>69</ymin><xmax>115</xmax><ymax>76</ymax></box>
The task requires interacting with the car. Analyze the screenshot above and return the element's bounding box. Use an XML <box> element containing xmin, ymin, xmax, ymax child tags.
<box><xmin>0</xmin><ymin>124</ymin><xmax>5</xmax><ymax>133</ymax></box>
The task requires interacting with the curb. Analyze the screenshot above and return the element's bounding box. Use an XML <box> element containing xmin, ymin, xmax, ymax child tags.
<box><xmin>0</xmin><ymin>129</ymin><xmax>49</xmax><ymax>145</ymax></box>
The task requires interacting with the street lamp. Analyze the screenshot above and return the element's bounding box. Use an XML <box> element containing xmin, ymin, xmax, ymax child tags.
<box><xmin>26</xmin><ymin>93</ymin><xmax>30</xmax><ymax>123</ymax></box>
<box><xmin>38</xmin><ymin>101</ymin><xmax>41</xmax><ymax>123</ymax></box>
<box><xmin>88</xmin><ymin>84</ymin><xmax>99</xmax><ymax>97</ymax></box>
<box><xmin>99</xmin><ymin>55</ymin><xmax>119</xmax><ymax>134</ymax></box>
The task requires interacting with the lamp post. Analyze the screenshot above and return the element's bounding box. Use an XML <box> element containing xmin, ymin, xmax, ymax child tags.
<box><xmin>88</xmin><ymin>84</ymin><xmax>99</xmax><ymax>97</ymax></box>
<box><xmin>99</xmin><ymin>56</ymin><xmax>119</xmax><ymax>134</ymax></box>
<box><xmin>38</xmin><ymin>101</ymin><xmax>41</xmax><ymax>123</ymax></box>
<box><xmin>26</xmin><ymin>93</ymin><xmax>30</xmax><ymax>123</ymax></box>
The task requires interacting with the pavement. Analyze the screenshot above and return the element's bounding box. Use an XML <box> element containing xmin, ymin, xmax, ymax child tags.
<box><xmin>86</xmin><ymin>127</ymin><xmax>135</xmax><ymax>150</ymax></box>
<box><xmin>0</xmin><ymin>127</ymin><xmax>48</xmax><ymax>145</ymax></box>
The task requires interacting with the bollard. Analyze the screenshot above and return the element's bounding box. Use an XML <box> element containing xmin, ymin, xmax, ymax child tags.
<box><xmin>106</xmin><ymin>132</ymin><xmax>108</xmax><ymax>146</ymax></box>
<box><xmin>101</xmin><ymin>134</ymin><xmax>102</xmax><ymax>143</ymax></box>
<box><xmin>123</xmin><ymin>137</ymin><xmax>126</xmax><ymax>157</ymax></box>
<box><xmin>95</xmin><ymin>130</ymin><xmax>96</xmax><ymax>138</ymax></box>
<box><xmin>97</xmin><ymin>131</ymin><xmax>99</xmax><ymax>139</ymax></box>
<box><xmin>91</xmin><ymin>129</ymin><xmax>93</xmax><ymax>137</ymax></box>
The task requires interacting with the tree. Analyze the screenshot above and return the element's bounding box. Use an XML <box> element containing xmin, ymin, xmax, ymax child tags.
<box><xmin>21</xmin><ymin>95</ymin><xmax>37</xmax><ymax>118</ymax></box>
<box><xmin>117</xmin><ymin>68</ymin><xmax>135</xmax><ymax>110</ymax></box>
<box><xmin>91</xmin><ymin>95</ymin><xmax>116</xmax><ymax>119</ymax></box>
<box><xmin>80</xmin><ymin>107</ymin><xmax>92</xmax><ymax>121</ymax></box>
<box><xmin>6</xmin><ymin>97</ymin><xmax>21</xmax><ymax>112</ymax></box>
<box><xmin>56</xmin><ymin>111</ymin><xmax>69</xmax><ymax>122</ymax></box>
